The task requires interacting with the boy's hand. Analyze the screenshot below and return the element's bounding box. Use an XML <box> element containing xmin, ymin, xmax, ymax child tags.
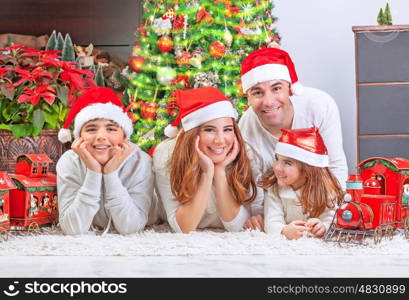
<box><xmin>71</xmin><ymin>137</ymin><xmax>102</xmax><ymax>173</ymax></box>
<box><xmin>103</xmin><ymin>141</ymin><xmax>133</xmax><ymax>174</ymax></box>
<box><xmin>281</xmin><ymin>220</ymin><xmax>307</xmax><ymax>240</ymax></box>
<box><xmin>306</xmin><ymin>218</ymin><xmax>326</xmax><ymax>238</ymax></box>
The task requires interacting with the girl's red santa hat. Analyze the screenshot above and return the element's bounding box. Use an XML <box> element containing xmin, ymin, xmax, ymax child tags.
<box><xmin>240</xmin><ymin>47</ymin><xmax>303</xmax><ymax>95</ymax></box>
<box><xmin>164</xmin><ymin>86</ymin><xmax>238</xmax><ymax>138</ymax></box>
<box><xmin>275</xmin><ymin>127</ymin><xmax>329</xmax><ymax>168</ymax></box>
<box><xmin>58</xmin><ymin>87</ymin><xmax>133</xmax><ymax>143</ymax></box>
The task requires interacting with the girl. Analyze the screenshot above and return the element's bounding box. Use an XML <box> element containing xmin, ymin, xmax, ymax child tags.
<box><xmin>153</xmin><ymin>86</ymin><xmax>261</xmax><ymax>233</ymax></box>
<box><xmin>261</xmin><ymin>127</ymin><xmax>343</xmax><ymax>239</ymax></box>
<box><xmin>57</xmin><ymin>87</ymin><xmax>155</xmax><ymax>235</ymax></box>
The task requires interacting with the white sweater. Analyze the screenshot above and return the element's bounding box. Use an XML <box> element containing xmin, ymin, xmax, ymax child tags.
<box><xmin>238</xmin><ymin>87</ymin><xmax>348</xmax><ymax>191</ymax></box>
<box><xmin>152</xmin><ymin>137</ymin><xmax>255</xmax><ymax>233</ymax></box>
<box><xmin>56</xmin><ymin>144</ymin><xmax>154</xmax><ymax>235</ymax></box>
<box><xmin>264</xmin><ymin>187</ymin><xmax>335</xmax><ymax>235</ymax></box>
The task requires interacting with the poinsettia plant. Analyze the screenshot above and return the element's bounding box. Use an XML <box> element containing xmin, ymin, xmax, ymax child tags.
<box><xmin>0</xmin><ymin>44</ymin><xmax>95</xmax><ymax>138</ymax></box>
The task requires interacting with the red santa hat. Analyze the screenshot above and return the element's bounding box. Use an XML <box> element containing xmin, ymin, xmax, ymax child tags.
<box><xmin>164</xmin><ymin>86</ymin><xmax>238</xmax><ymax>138</ymax></box>
<box><xmin>275</xmin><ymin>127</ymin><xmax>329</xmax><ymax>167</ymax></box>
<box><xmin>58</xmin><ymin>87</ymin><xmax>133</xmax><ymax>143</ymax></box>
<box><xmin>240</xmin><ymin>47</ymin><xmax>303</xmax><ymax>95</ymax></box>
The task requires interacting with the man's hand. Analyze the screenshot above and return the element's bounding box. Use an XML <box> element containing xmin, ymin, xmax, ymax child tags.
<box><xmin>103</xmin><ymin>141</ymin><xmax>133</xmax><ymax>174</ymax></box>
<box><xmin>71</xmin><ymin>137</ymin><xmax>102</xmax><ymax>173</ymax></box>
<box><xmin>243</xmin><ymin>214</ymin><xmax>264</xmax><ymax>231</ymax></box>
<box><xmin>281</xmin><ymin>220</ymin><xmax>307</xmax><ymax>240</ymax></box>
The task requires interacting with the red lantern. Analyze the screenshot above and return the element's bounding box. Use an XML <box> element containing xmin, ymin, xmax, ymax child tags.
<box><xmin>128</xmin><ymin>56</ymin><xmax>145</xmax><ymax>73</ymax></box>
<box><xmin>209</xmin><ymin>42</ymin><xmax>226</xmax><ymax>59</ymax></box>
<box><xmin>157</xmin><ymin>36</ymin><xmax>173</xmax><ymax>53</ymax></box>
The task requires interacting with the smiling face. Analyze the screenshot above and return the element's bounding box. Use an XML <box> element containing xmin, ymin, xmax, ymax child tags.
<box><xmin>247</xmin><ymin>79</ymin><xmax>293</xmax><ymax>135</ymax></box>
<box><xmin>198</xmin><ymin>117</ymin><xmax>235</xmax><ymax>164</ymax></box>
<box><xmin>80</xmin><ymin>119</ymin><xmax>126</xmax><ymax>165</ymax></box>
<box><xmin>273</xmin><ymin>154</ymin><xmax>305</xmax><ymax>190</ymax></box>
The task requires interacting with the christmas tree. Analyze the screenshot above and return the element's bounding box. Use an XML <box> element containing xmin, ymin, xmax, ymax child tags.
<box><xmin>124</xmin><ymin>0</ymin><xmax>279</xmax><ymax>152</ymax></box>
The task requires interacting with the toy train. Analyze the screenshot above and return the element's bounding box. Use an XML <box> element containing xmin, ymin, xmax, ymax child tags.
<box><xmin>0</xmin><ymin>154</ymin><xmax>58</xmax><ymax>241</ymax></box>
<box><xmin>325</xmin><ymin>157</ymin><xmax>409</xmax><ymax>244</ymax></box>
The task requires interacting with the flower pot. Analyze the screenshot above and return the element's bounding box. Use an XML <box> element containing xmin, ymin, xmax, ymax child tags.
<box><xmin>0</xmin><ymin>130</ymin><xmax>68</xmax><ymax>173</ymax></box>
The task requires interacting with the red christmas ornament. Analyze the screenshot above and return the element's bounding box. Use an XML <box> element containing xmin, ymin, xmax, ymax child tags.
<box><xmin>173</xmin><ymin>15</ymin><xmax>185</xmax><ymax>30</ymax></box>
<box><xmin>209</xmin><ymin>42</ymin><xmax>226</xmax><ymax>59</ymax></box>
<box><xmin>176</xmin><ymin>51</ymin><xmax>192</xmax><ymax>66</ymax></box>
<box><xmin>140</xmin><ymin>102</ymin><xmax>159</xmax><ymax>120</ymax></box>
<box><xmin>157</xmin><ymin>36</ymin><xmax>173</xmax><ymax>53</ymax></box>
<box><xmin>166</xmin><ymin>91</ymin><xmax>178</xmax><ymax>117</ymax></box>
<box><xmin>172</xmin><ymin>75</ymin><xmax>190</xmax><ymax>89</ymax></box>
<box><xmin>128</xmin><ymin>56</ymin><xmax>145</xmax><ymax>73</ymax></box>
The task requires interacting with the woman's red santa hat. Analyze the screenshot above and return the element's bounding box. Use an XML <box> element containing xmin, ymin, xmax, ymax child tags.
<box><xmin>240</xmin><ymin>47</ymin><xmax>303</xmax><ymax>95</ymax></box>
<box><xmin>275</xmin><ymin>127</ymin><xmax>329</xmax><ymax>168</ymax></box>
<box><xmin>164</xmin><ymin>86</ymin><xmax>238</xmax><ymax>138</ymax></box>
<box><xmin>58</xmin><ymin>87</ymin><xmax>133</xmax><ymax>143</ymax></box>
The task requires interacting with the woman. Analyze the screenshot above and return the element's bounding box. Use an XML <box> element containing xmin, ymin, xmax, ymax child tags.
<box><xmin>153</xmin><ymin>87</ymin><xmax>260</xmax><ymax>233</ymax></box>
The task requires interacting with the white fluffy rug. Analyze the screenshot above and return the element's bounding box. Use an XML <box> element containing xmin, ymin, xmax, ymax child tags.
<box><xmin>1</xmin><ymin>224</ymin><xmax>408</xmax><ymax>257</ymax></box>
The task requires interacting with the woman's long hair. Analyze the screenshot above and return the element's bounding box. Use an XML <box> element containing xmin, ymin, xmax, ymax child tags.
<box><xmin>259</xmin><ymin>160</ymin><xmax>343</xmax><ymax>217</ymax></box>
<box><xmin>169</xmin><ymin>121</ymin><xmax>257</xmax><ymax>205</ymax></box>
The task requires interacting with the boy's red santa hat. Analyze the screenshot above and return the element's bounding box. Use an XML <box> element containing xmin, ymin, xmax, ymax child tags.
<box><xmin>240</xmin><ymin>47</ymin><xmax>303</xmax><ymax>95</ymax></box>
<box><xmin>275</xmin><ymin>127</ymin><xmax>328</xmax><ymax>168</ymax></box>
<box><xmin>58</xmin><ymin>87</ymin><xmax>133</xmax><ymax>143</ymax></box>
<box><xmin>164</xmin><ymin>86</ymin><xmax>238</xmax><ymax>138</ymax></box>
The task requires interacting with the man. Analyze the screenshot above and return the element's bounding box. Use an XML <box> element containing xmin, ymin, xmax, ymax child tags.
<box><xmin>238</xmin><ymin>47</ymin><xmax>348</xmax><ymax>230</ymax></box>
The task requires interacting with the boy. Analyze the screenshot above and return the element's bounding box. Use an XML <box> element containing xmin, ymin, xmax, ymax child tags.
<box><xmin>57</xmin><ymin>87</ymin><xmax>154</xmax><ymax>235</ymax></box>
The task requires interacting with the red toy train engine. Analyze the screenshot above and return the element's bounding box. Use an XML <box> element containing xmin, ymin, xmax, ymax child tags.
<box><xmin>325</xmin><ymin>157</ymin><xmax>409</xmax><ymax>243</ymax></box>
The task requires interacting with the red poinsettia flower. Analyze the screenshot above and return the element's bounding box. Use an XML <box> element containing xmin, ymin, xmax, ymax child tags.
<box><xmin>18</xmin><ymin>85</ymin><xmax>56</xmax><ymax>105</ymax></box>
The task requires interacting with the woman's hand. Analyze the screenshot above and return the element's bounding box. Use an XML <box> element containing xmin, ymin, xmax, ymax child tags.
<box><xmin>243</xmin><ymin>215</ymin><xmax>264</xmax><ymax>231</ymax></box>
<box><xmin>281</xmin><ymin>220</ymin><xmax>307</xmax><ymax>240</ymax></box>
<box><xmin>306</xmin><ymin>218</ymin><xmax>326</xmax><ymax>238</ymax></box>
<box><xmin>103</xmin><ymin>141</ymin><xmax>133</xmax><ymax>174</ymax></box>
<box><xmin>71</xmin><ymin>137</ymin><xmax>102</xmax><ymax>173</ymax></box>
<box><xmin>214</xmin><ymin>137</ymin><xmax>239</xmax><ymax>172</ymax></box>
<box><xmin>195</xmin><ymin>136</ymin><xmax>214</xmax><ymax>176</ymax></box>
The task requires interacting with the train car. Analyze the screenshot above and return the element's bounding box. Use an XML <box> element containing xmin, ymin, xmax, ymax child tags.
<box><xmin>0</xmin><ymin>172</ymin><xmax>16</xmax><ymax>240</ymax></box>
<box><xmin>325</xmin><ymin>157</ymin><xmax>409</xmax><ymax>244</ymax></box>
<box><xmin>9</xmin><ymin>154</ymin><xmax>58</xmax><ymax>231</ymax></box>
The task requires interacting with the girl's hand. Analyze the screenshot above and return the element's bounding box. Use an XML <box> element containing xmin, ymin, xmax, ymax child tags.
<box><xmin>281</xmin><ymin>220</ymin><xmax>307</xmax><ymax>240</ymax></box>
<box><xmin>215</xmin><ymin>137</ymin><xmax>239</xmax><ymax>171</ymax></box>
<box><xmin>306</xmin><ymin>218</ymin><xmax>326</xmax><ymax>238</ymax></box>
<box><xmin>103</xmin><ymin>141</ymin><xmax>133</xmax><ymax>174</ymax></box>
<box><xmin>71</xmin><ymin>137</ymin><xmax>102</xmax><ymax>173</ymax></box>
<box><xmin>195</xmin><ymin>136</ymin><xmax>214</xmax><ymax>175</ymax></box>
<box><xmin>243</xmin><ymin>215</ymin><xmax>264</xmax><ymax>231</ymax></box>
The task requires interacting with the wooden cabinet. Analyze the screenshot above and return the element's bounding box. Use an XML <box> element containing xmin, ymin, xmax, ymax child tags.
<box><xmin>353</xmin><ymin>25</ymin><xmax>409</xmax><ymax>161</ymax></box>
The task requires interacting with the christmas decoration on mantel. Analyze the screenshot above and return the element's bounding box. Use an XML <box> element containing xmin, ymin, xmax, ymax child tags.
<box><xmin>377</xmin><ymin>1</ymin><xmax>393</xmax><ymax>26</ymax></box>
<box><xmin>123</xmin><ymin>0</ymin><xmax>280</xmax><ymax>152</ymax></box>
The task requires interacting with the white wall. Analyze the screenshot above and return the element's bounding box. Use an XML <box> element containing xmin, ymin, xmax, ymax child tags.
<box><xmin>274</xmin><ymin>0</ymin><xmax>409</xmax><ymax>173</ymax></box>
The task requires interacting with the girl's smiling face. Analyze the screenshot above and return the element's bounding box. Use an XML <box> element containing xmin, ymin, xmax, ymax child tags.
<box><xmin>273</xmin><ymin>154</ymin><xmax>306</xmax><ymax>190</ymax></box>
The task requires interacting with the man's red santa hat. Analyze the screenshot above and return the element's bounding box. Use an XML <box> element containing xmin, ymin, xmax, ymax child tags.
<box><xmin>240</xmin><ymin>47</ymin><xmax>303</xmax><ymax>95</ymax></box>
<box><xmin>164</xmin><ymin>86</ymin><xmax>238</xmax><ymax>138</ymax></box>
<box><xmin>275</xmin><ymin>127</ymin><xmax>329</xmax><ymax>168</ymax></box>
<box><xmin>58</xmin><ymin>87</ymin><xmax>133</xmax><ymax>143</ymax></box>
